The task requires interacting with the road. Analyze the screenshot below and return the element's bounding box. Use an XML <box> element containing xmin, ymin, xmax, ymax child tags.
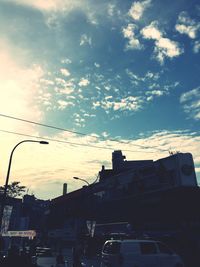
<box><xmin>35</xmin><ymin>249</ymin><xmax>101</xmax><ymax>267</ymax></box>
<box><xmin>36</xmin><ymin>257</ymin><xmax>101</xmax><ymax>267</ymax></box>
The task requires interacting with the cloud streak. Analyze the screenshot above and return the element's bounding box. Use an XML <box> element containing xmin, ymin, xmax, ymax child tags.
<box><xmin>180</xmin><ymin>87</ymin><xmax>200</xmax><ymax>120</ymax></box>
<box><xmin>13</xmin><ymin>129</ymin><xmax>200</xmax><ymax>199</ymax></box>
<box><xmin>93</xmin><ymin>96</ymin><xmax>143</xmax><ymax>113</ymax></box>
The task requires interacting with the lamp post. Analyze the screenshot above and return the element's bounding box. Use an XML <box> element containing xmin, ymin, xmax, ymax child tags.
<box><xmin>73</xmin><ymin>176</ymin><xmax>90</xmax><ymax>186</ymax></box>
<box><xmin>0</xmin><ymin>139</ymin><xmax>49</xmax><ymax>233</ymax></box>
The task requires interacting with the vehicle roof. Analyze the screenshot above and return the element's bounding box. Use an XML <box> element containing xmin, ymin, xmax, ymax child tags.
<box><xmin>36</xmin><ymin>247</ymin><xmax>52</xmax><ymax>250</ymax></box>
<box><xmin>105</xmin><ymin>239</ymin><xmax>156</xmax><ymax>243</ymax></box>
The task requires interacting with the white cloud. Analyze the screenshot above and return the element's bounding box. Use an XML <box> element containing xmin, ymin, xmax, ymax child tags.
<box><xmin>80</xmin><ymin>34</ymin><xmax>92</xmax><ymax>46</ymax></box>
<box><xmin>60</xmin><ymin>68</ymin><xmax>70</xmax><ymax>77</ymax></box>
<box><xmin>61</xmin><ymin>58</ymin><xmax>72</xmax><ymax>64</ymax></box>
<box><xmin>107</xmin><ymin>3</ymin><xmax>115</xmax><ymax>17</ymax></box>
<box><xmin>155</xmin><ymin>37</ymin><xmax>183</xmax><ymax>63</ymax></box>
<box><xmin>58</xmin><ymin>87</ymin><xmax>74</xmax><ymax>95</ymax></box>
<box><xmin>107</xmin><ymin>3</ymin><xmax>121</xmax><ymax>18</ymax></box>
<box><xmin>128</xmin><ymin>0</ymin><xmax>151</xmax><ymax>20</ymax></box>
<box><xmin>73</xmin><ymin>113</ymin><xmax>86</xmax><ymax>127</ymax></box>
<box><xmin>176</xmin><ymin>24</ymin><xmax>197</xmax><ymax>39</ymax></box>
<box><xmin>57</xmin><ymin>99</ymin><xmax>74</xmax><ymax>110</ymax></box>
<box><xmin>175</xmin><ymin>11</ymin><xmax>200</xmax><ymax>39</ymax></box>
<box><xmin>105</xmin><ymin>96</ymin><xmax>113</xmax><ymax>100</ymax></box>
<box><xmin>193</xmin><ymin>40</ymin><xmax>200</xmax><ymax>53</ymax></box>
<box><xmin>180</xmin><ymin>87</ymin><xmax>200</xmax><ymax>120</ymax></box>
<box><xmin>145</xmin><ymin>89</ymin><xmax>166</xmax><ymax>102</ymax></box>
<box><xmin>104</xmin><ymin>85</ymin><xmax>111</xmax><ymax>91</ymax></box>
<box><xmin>40</xmin><ymin>78</ymin><xmax>55</xmax><ymax>86</ymax></box>
<box><xmin>141</xmin><ymin>21</ymin><xmax>183</xmax><ymax>64</ymax></box>
<box><xmin>146</xmin><ymin>90</ymin><xmax>164</xmax><ymax>96</ymax></box>
<box><xmin>126</xmin><ymin>69</ymin><xmax>179</xmax><ymax>102</ymax></box>
<box><xmin>102</xmin><ymin>131</ymin><xmax>109</xmax><ymax>138</ymax></box>
<box><xmin>93</xmin><ymin>96</ymin><xmax>143</xmax><ymax>112</ymax></box>
<box><xmin>141</xmin><ymin>21</ymin><xmax>162</xmax><ymax>40</ymax></box>
<box><xmin>126</xmin><ymin>69</ymin><xmax>160</xmax><ymax>84</ymax></box>
<box><xmin>55</xmin><ymin>78</ymin><xmax>75</xmax><ymax>94</ymax></box>
<box><xmin>83</xmin><ymin>113</ymin><xmax>96</xmax><ymax>118</ymax></box>
<box><xmin>139</xmin><ymin>130</ymin><xmax>200</xmax><ymax>169</ymax></box>
<box><xmin>55</xmin><ymin>77</ymin><xmax>75</xmax><ymax>92</ymax></box>
<box><xmin>94</xmin><ymin>62</ymin><xmax>100</xmax><ymax>68</ymax></box>
<box><xmin>78</xmin><ymin>78</ymin><xmax>90</xmax><ymax>87</ymax></box>
<box><xmin>55</xmin><ymin>77</ymin><xmax>67</xmax><ymax>86</ymax></box>
<box><xmin>113</xmin><ymin>97</ymin><xmax>140</xmax><ymax>111</ymax></box>
<box><xmin>145</xmin><ymin>71</ymin><xmax>160</xmax><ymax>80</ymax></box>
<box><xmin>38</xmin><ymin>92</ymin><xmax>52</xmax><ymax>107</ymax></box>
<box><xmin>149</xmin><ymin>82</ymin><xmax>179</xmax><ymax>99</ymax></box>
<box><xmin>122</xmin><ymin>24</ymin><xmax>142</xmax><ymax>50</ymax></box>
<box><xmin>180</xmin><ymin>87</ymin><xmax>200</xmax><ymax>103</ymax></box>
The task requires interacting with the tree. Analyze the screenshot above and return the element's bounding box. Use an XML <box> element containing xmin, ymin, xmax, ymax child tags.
<box><xmin>0</xmin><ymin>181</ymin><xmax>26</xmax><ymax>198</ymax></box>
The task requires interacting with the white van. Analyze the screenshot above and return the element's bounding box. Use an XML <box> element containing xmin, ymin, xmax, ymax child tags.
<box><xmin>101</xmin><ymin>239</ymin><xmax>184</xmax><ymax>267</ymax></box>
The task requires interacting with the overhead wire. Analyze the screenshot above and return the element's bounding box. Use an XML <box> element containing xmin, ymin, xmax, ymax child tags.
<box><xmin>0</xmin><ymin>129</ymin><xmax>159</xmax><ymax>154</ymax></box>
<box><xmin>0</xmin><ymin>113</ymin><xmax>169</xmax><ymax>152</ymax></box>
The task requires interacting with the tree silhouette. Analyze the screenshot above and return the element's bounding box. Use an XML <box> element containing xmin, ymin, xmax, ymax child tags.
<box><xmin>0</xmin><ymin>181</ymin><xmax>26</xmax><ymax>198</ymax></box>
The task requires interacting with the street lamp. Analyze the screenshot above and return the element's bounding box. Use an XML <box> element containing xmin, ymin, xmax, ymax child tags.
<box><xmin>73</xmin><ymin>176</ymin><xmax>90</xmax><ymax>186</ymax></box>
<box><xmin>0</xmin><ymin>139</ymin><xmax>49</xmax><ymax>233</ymax></box>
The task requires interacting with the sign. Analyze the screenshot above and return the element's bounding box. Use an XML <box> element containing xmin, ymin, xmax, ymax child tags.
<box><xmin>2</xmin><ymin>230</ymin><xmax>36</xmax><ymax>238</ymax></box>
<box><xmin>1</xmin><ymin>205</ymin><xmax>13</xmax><ymax>233</ymax></box>
<box><xmin>86</xmin><ymin>220</ymin><xmax>96</xmax><ymax>237</ymax></box>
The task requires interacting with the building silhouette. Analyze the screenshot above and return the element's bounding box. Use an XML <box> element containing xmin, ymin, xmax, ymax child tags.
<box><xmin>46</xmin><ymin>150</ymin><xmax>200</xmax><ymax>266</ymax></box>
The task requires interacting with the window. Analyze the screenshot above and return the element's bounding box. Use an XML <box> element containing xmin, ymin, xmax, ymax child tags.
<box><xmin>103</xmin><ymin>242</ymin><xmax>120</xmax><ymax>254</ymax></box>
<box><xmin>140</xmin><ymin>242</ymin><xmax>157</xmax><ymax>255</ymax></box>
<box><xmin>36</xmin><ymin>248</ymin><xmax>53</xmax><ymax>257</ymax></box>
<box><xmin>157</xmin><ymin>242</ymin><xmax>173</xmax><ymax>254</ymax></box>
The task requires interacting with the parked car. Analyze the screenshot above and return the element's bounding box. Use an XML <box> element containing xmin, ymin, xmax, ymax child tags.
<box><xmin>101</xmin><ymin>239</ymin><xmax>184</xmax><ymax>267</ymax></box>
<box><xmin>32</xmin><ymin>247</ymin><xmax>68</xmax><ymax>267</ymax></box>
<box><xmin>31</xmin><ymin>247</ymin><xmax>55</xmax><ymax>267</ymax></box>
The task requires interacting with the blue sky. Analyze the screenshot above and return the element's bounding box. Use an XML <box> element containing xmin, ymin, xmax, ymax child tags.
<box><xmin>0</xmin><ymin>0</ymin><xmax>200</xmax><ymax>199</ymax></box>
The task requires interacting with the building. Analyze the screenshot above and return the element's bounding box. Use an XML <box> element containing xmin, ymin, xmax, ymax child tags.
<box><xmin>47</xmin><ymin>151</ymin><xmax>200</xmax><ymax>265</ymax></box>
<box><xmin>0</xmin><ymin>194</ymin><xmax>49</xmax><ymax>250</ymax></box>
<box><xmin>47</xmin><ymin>150</ymin><xmax>197</xmax><ymax>227</ymax></box>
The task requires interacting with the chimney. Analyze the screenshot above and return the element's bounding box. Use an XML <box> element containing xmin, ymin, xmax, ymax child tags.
<box><xmin>63</xmin><ymin>183</ymin><xmax>67</xmax><ymax>195</ymax></box>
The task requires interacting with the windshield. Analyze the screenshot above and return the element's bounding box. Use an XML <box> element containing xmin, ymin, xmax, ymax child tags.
<box><xmin>36</xmin><ymin>248</ymin><xmax>53</xmax><ymax>257</ymax></box>
<box><xmin>103</xmin><ymin>241</ymin><xmax>121</xmax><ymax>254</ymax></box>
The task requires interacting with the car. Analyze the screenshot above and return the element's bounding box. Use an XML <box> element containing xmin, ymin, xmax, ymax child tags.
<box><xmin>101</xmin><ymin>239</ymin><xmax>184</xmax><ymax>267</ymax></box>
<box><xmin>31</xmin><ymin>247</ymin><xmax>55</xmax><ymax>267</ymax></box>
<box><xmin>32</xmin><ymin>247</ymin><xmax>68</xmax><ymax>267</ymax></box>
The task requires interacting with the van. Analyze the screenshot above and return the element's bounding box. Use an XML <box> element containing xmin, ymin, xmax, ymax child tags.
<box><xmin>101</xmin><ymin>239</ymin><xmax>184</xmax><ymax>267</ymax></box>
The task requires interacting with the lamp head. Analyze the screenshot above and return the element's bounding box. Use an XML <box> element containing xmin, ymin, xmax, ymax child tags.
<box><xmin>39</xmin><ymin>141</ymin><xmax>49</xmax><ymax>144</ymax></box>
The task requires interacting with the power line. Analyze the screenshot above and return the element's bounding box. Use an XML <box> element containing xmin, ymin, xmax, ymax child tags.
<box><xmin>0</xmin><ymin>113</ymin><xmax>86</xmax><ymax>136</ymax></box>
<box><xmin>0</xmin><ymin>113</ymin><xmax>168</xmax><ymax>152</ymax></box>
<box><xmin>0</xmin><ymin>129</ymin><xmax>160</xmax><ymax>154</ymax></box>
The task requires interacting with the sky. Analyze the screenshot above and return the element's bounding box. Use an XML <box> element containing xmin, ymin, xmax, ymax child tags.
<box><xmin>0</xmin><ymin>0</ymin><xmax>200</xmax><ymax>200</ymax></box>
